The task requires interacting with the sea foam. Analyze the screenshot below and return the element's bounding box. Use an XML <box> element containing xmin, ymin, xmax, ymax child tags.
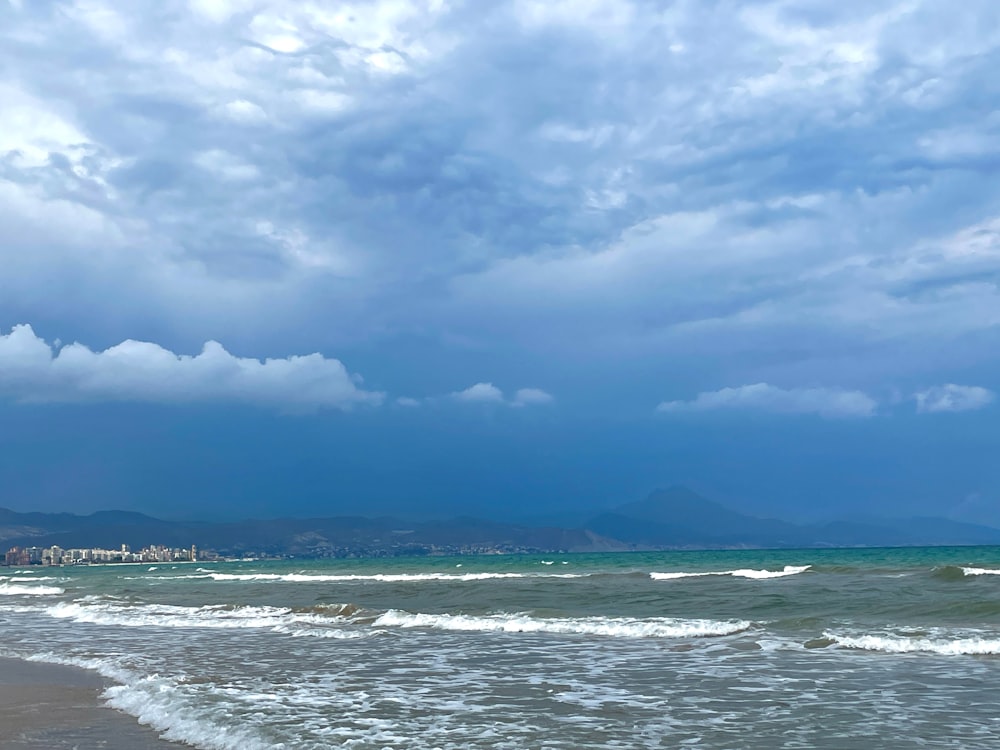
<box><xmin>650</xmin><ymin>565</ymin><xmax>810</xmax><ymax>581</ymax></box>
<box><xmin>826</xmin><ymin>631</ymin><xmax>1000</xmax><ymax>655</ymax></box>
<box><xmin>961</xmin><ymin>567</ymin><xmax>1000</xmax><ymax>576</ymax></box>
<box><xmin>40</xmin><ymin>600</ymin><xmax>369</xmax><ymax>639</ymax></box>
<box><xmin>38</xmin><ymin>598</ymin><xmax>749</xmax><ymax>640</ymax></box>
<box><xmin>21</xmin><ymin>653</ymin><xmax>274</xmax><ymax>750</ymax></box>
<box><xmin>372</xmin><ymin>610</ymin><xmax>751</xmax><ymax>638</ymax></box>
<box><xmin>150</xmin><ymin>571</ymin><xmax>589</xmax><ymax>583</ymax></box>
<box><xmin>0</xmin><ymin>583</ymin><xmax>65</xmax><ymax>596</ymax></box>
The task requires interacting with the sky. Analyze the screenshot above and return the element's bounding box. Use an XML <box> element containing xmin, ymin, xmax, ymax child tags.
<box><xmin>1</xmin><ymin>0</ymin><xmax>999</xmax><ymax>525</ymax></box>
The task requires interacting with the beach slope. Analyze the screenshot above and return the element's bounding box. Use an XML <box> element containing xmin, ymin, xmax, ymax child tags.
<box><xmin>0</xmin><ymin>657</ymin><xmax>180</xmax><ymax>749</ymax></box>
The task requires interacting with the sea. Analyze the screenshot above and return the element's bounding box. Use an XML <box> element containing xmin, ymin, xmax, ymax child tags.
<box><xmin>3</xmin><ymin>546</ymin><xmax>1000</xmax><ymax>749</ymax></box>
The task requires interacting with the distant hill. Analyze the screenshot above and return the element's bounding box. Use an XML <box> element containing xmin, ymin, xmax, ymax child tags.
<box><xmin>4</xmin><ymin>487</ymin><xmax>1000</xmax><ymax>558</ymax></box>
<box><xmin>0</xmin><ymin>508</ymin><xmax>616</xmax><ymax>557</ymax></box>
<box><xmin>586</xmin><ymin>486</ymin><xmax>804</xmax><ymax>547</ymax></box>
<box><xmin>585</xmin><ymin>487</ymin><xmax>1000</xmax><ymax>549</ymax></box>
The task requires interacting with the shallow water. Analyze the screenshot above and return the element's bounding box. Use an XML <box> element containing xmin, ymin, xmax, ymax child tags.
<box><xmin>3</xmin><ymin>547</ymin><xmax>1000</xmax><ymax>748</ymax></box>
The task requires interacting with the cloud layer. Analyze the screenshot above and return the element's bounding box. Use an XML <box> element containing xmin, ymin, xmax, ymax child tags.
<box><xmin>657</xmin><ymin>383</ymin><xmax>878</xmax><ymax>419</ymax></box>
<box><xmin>0</xmin><ymin>2</ymin><xmax>999</xmax><ymax>518</ymax></box>
<box><xmin>659</xmin><ymin>382</ymin><xmax>997</xmax><ymax>418</ymax></box>
<box><xmin>0</xmin><ymin>324</ymin><xmax>564</xmax><ymax>411</ymax></box>
<box><xmin>0</xmin><ymin>324</ymin><xmax>381</xmax><ymax>409</ymax></box>
<box><xmin>915</xmin><ymin>384</ymin><xmax>995</xmax><ymax>413</ymax></box>
<box><xmin>1</xmin><ymin>0</ymin><xmax>999</xmax><ymax>398</ymax></box>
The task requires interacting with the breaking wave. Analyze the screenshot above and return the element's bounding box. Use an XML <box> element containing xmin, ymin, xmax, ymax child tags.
<box><xmin>930</xmin><ymin>565</ymin><xmax>1000</xmax><ymax>581</ymax></box>
<box><xmin>650</xmin><ymin>565</ymin><xmax>811</xmax><ymax>581</ymax></box>
<box><xmin>142</xmin><ymin>571</ymin><xmax>590</xmax><ymax>583</ymax></box>
<box><xmin>372</xmin><ymin>610</ymin><xmax>751</xmax><ymax>639</ymax></box>
<box><xmin>960</xmin><ymin>567</ymin><xmax>1000</xmax><ymax>577</ymax></box>
<box><xmin>825</xmin><ymin>630</ymin><xmax>1000</xmax><ymax>655</ymax></box>
<box><xmin>0</xmin><ymin>583</ymin><xmax>65</xmax><ymax>596</ymax></box>
<box><xmin>39</xmin><ymin>600</ymin><xmax>369</xmax><ymax>639</ymax></box>
<box><xmin>13</xmin><ymin>592</ymin><xmax>756</xmax><ymax>643</ymax></box>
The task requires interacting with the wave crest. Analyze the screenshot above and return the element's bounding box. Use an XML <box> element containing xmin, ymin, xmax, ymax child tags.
<box><xmin>40</xmin><ymin>600</ymin><xmax>369</xmax><ymax>639</ymax></box>
<box><xmin>651</xmin><ymin>565</ymin><xmax>810</xmax><ymax>581</ymax></box>
<box><xmin>961</xmin><ymin>567</ymin><xmax>1000</xmax><ymax>577</ymax></box>
<box><xmin>372</xmin><ymin>610</ymin><xmax>751</xmax><ymax>639</ymax></box>
<box><xmin>142</xmin><ymin>571</ymin><xmax>590</xmax><ymax>583</ymax></box>
<box><xmin>0</xmin><ymin>583</ymin><xmax>65</xmax><ymax>596</ymax></box>
<box><xmin>826</xmin><ymin>630</ymin><xmax>1000</xmax><ymax>655</ymax></box>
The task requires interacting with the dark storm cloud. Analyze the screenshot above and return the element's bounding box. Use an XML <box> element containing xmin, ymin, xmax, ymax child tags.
<box><xmin>0</xmin><ymin>0</ymin><xmax>998</xmax><ymax>408</ymax></box>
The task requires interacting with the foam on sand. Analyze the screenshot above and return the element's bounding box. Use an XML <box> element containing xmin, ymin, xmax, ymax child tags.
<box><xmin>21</xmin><ymin>652</ymin><xmax>273</xmax><ymax>750</ymax></box>
<box><xmin>0</xmin><ymin>656</ymin><xmax>180</xmax><ymax>749</ymax></box>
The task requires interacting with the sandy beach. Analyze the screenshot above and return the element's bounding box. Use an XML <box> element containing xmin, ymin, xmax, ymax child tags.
<box><xmin>0</xmin><ymin>657</ymin><xmax>181</xmax><ymax>749</ymax></box>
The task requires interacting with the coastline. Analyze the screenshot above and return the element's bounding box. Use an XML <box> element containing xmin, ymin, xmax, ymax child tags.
<box><xmin>0</xmin><ymin>657</ymin><xmax>184</xmax><ymax>749</ymax></box>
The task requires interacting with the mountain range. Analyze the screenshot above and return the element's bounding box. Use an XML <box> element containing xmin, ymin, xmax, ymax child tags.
<box><xmin>3</xmin><ymin>487</ymin><xmax>1000</xmax><ymax>558</ymax></box>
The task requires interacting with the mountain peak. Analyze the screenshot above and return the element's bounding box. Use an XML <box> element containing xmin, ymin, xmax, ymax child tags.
<box><xmin>613</xmin><ymin>487</ymin><xmax>733</xmax><ymax>525</ymax></box>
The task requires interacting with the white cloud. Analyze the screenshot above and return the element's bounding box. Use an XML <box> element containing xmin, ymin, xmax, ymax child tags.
<box><xmin>188</xmin><ymin>0</ymin><xmax>256</xmax><ymax>24</ymax></box>
<box><xmin>512</xmin><ymin>387</ymin><xmax>554</xmax><ymax>407</ymax></box>
<box><xmin>218</xmin><ymin>99</ymin><xmax>268</xmax><ymax>123</ymax></box>
<box><xmin>452</xmin><ymin>382</ymin><xmax>505</xmax><ymax>404</ymax></box>
<box><xmin>0</xmin><ymin>83</ymin><xmax>89</xmax><ymax>168</ymax></box>
<box><xmin>248</xmin><ymin>13</ymin><xmax>306</xmax><ymax>53</ymax></box>
<box><xmin>396</xmin><ymin>396</ymin><xmax>421</xmax><ymax>407</ymax></box>
<box><xmin>657</xmin><ymin>382</ymin><xmax>878</xmax><ymax>419</ymax></box>
<box><xmin>915</xmin><ymin>384</ymin><xmax>995</xmax><ymax>414</ymax></box>
<box><xmin>451</xmin><ymin>383</ymin><xmax>553</xmax><ymax>407</ymax></box>
<box><xmin>0</xmin><ymin>324</ymin><xmax>381</xmax><ymax>410</ymax></box>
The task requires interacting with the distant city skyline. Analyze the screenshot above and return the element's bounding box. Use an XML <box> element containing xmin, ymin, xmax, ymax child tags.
<box><xmin>1</xmin><ymin>1</ymin><xmax>998</xmax><ymax>526</ymax></box>
<box><xmin>4</xmin><ymin>543</ymin><xmax>206</xmax><ymax>566</ymax></box>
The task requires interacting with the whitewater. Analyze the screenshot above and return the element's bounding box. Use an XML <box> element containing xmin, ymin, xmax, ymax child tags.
<box><xmin>3</xmin><ymin>546</ymin><xmax>1000</xmax><ymax>749</ymax></box>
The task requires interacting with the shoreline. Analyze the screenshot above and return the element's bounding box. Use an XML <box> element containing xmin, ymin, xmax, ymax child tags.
<box><xmin>0</xmin><ymin>657</ymin><xmax>185</xmax><ymax>749</ymax></box>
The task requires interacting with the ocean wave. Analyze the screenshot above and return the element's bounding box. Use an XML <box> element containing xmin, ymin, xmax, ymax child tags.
<box><xmin>961</xmin><ymin>567</ymin><xmax>1000</xmax><ymax>576</ymax></box>
<box><xmin>141</xmin><ymin>571</ymin><xmax>590</xmax><ymax>583</ymax></box>
<box><xmin>40</xmin><ymin>600</ymin><xmax>370</xmax><ymax>638</ymax></box>
<box><xmin>929</xmin><ymin>565</ymin><xmax>1000</xmax><ymax>581</ymax></box>
<box><xmin>825</xmin><ymin>631</ymin><xmax>1000</xmax><ymax>655</ymax></box>
<box><xmin>930</xmin><ymin>565</ymin><xmax>1000</xmax><ymax>581</ymax></box>
<box><xmin>0</xmin><ymin>583</ymin><xmax>65</xmax><ymax>596</ymax></box>
<box><xmin>930</xmin><ymin>565</ymin><xmax>971</xmax><ymax>581</ymax></box>
<box><xmin>372</xmin><ymin>610</ymin><xmax>751</xmax><ymax>638</ymax></box>
<box><xmin>650</xmin><ymin>565</ymin><xmax>810</xmax><ymax>581</ymax></box>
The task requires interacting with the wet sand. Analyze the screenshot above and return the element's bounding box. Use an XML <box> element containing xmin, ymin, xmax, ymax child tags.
<box><xmin>0</xmin><ymin>657</ymin><xmax>183</xmax><ymax>749</ymax></box>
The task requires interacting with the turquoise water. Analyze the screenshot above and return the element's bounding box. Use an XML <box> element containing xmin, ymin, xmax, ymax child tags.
<box><xmin>3</xmin><ymin>546</ymin><xmax>1000</xmax><ymax>748</ymax></box>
